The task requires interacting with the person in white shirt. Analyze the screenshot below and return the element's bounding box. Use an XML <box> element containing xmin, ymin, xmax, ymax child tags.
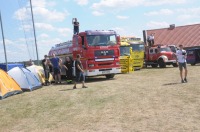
<box><xmin>176</xmin><ymin>44</ymin><xmax>188</xmax><ymax>83</ymax></box>
<box><xmin>147</xmin><ymin>33</ymin><xmax>155</xmax><ymax>46</ymax></box>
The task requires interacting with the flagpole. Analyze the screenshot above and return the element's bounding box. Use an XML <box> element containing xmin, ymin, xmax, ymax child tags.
<box><xmin>0</xmin><ymin>10</ymin><xmax>8</xmax><ymax>71</ymax></box>
<box><xmin>30</xmin><ymin>0</ymin><xmax>39</xmax><ymax>65</ymax></box>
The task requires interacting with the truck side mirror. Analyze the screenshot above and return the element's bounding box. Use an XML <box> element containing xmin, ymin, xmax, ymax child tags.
<box><xmin>116</xmin><ymin>35</ymin><xmax>120</xmax><ymax>45</ymax></box>
<box><xmin>130</xmin><ymin>47</ymin><xmax>133</xmax><ymax>53</ymax></box>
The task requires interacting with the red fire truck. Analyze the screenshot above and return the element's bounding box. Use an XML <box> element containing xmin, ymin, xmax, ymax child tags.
<box><xmin>144</xmin><ymin>45</ymin><xmax>177</xmax><ymax>68</ymax></box>
<box><xmin>48</xmin><ymin>30</ymin><xmax>121</xmax><ymax>79</ymax></box>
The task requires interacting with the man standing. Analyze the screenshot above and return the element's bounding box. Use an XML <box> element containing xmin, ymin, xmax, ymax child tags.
<box><xmin>42</xmin><ymin>55</ymin><xmax>50</xmax><ymax>85</ymax></box>
<box><xmin>50</xmin><ymin>53</ymin><xmax>62</xmax><ymax>84</ymax></box>
<box><xmin>73</xmin><ymin>54</ymin><xmax>87</xmax><ymax>89</ymax></box>
<box><xmin>147</xmin><ymin>33</ymin><xmax>155</xmax><ymax>46</ymax></box>
<box><xmin>72</xmin><ymin>18</ymin><xmax>79</xmax><ymax>35</ymax></box>
<box><xmin>176</xmin><ymin>45</ymin><xmax>188</xmax><ymax>83</ymax></box>
<box><xmin>63</xmin><ymin>56</ymin><xmax>73</xmax><ymax>84</ymax></box>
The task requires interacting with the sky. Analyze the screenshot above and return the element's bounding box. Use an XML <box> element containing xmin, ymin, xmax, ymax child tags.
<box><xmin>0</xmin><ymin>0</ymin><xmax>199</xmax><ymax>63</ymax></box>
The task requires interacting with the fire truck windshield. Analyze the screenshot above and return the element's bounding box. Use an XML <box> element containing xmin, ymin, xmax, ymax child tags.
<box><xmin>87</xmin><ymin>35</ymin><xmax>116</xmax><ymax>46</ymax></box>
<box><xmin>120</xmin><ymin>46</ymin><xmax>130</xmax><ymax>56</ymax></box>
<box><xmin>131</xmin><ymin>44</ymin><xmax>144</xmax><ymax>51</ymax></box>
<box><xmin>160</xmin><ymin>47</ymin><xmax>171</xmax><ymax>52</ymax></box>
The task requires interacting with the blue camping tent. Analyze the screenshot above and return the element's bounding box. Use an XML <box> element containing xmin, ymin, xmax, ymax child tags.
<box><xmin>0</xmin><ymin>63</ymin><xmax>25</xmax><ymax>71</ymax></box>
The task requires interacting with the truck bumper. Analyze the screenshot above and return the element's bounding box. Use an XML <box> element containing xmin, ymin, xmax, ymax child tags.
<box><xmin>85</xmin><ymin>67</ymin><xmax>121</xmax><ymax>76</ymax></box>
<box><xmin>165</xmin><ymin>60</ymin><xmax>177</xmax><ymax>64</ymax></box>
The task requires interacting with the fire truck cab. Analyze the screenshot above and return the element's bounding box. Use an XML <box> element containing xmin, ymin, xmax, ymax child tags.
<box><xmin>145</xmin><ymin>45</ymin><xmax>177</xmax><ymax>68</ymax></box>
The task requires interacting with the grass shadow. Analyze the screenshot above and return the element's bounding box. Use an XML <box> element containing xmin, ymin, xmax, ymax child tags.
<box><xmin>144</xmin><ymin>66</ymin><xmax>176</xmax><ymax>70</ymax></box>
<box><xmin>86</xmin><ymin>77</ymin><xmax>115</xmax><ymax>83</ymax></box>
<box><xmin>163</xmin><ymin>82</ymin><xmax>181</xmax><ymax>86</ymax></box>
<box><xmin>59</xmin><ymin>87</ymin><xmax>88</xmax><ymax>91</ymax></box>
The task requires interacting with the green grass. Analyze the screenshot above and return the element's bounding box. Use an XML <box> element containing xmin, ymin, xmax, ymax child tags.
<box><xmin>1</xmin><ymin>65</ymin><xmax>200</xmax><ymax>132</ymax></box>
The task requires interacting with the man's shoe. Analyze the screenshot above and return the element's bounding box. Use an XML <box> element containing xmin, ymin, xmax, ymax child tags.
<box><xmin>184</xmin><ymin>78</ymin><xmax>187</xmax><ymax>83</ymax></box>
<box><xmin>82</xmin><ymin>86</ymin><xmax>88</xmax><ymax>88</ymax></box>
<box><xmin>181</xmin><ymin>80</ymin><xmax>185</xmax><ymax>83</ymax></box>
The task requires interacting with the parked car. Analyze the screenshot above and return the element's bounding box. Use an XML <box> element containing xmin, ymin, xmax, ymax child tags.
<box><xmin>186</xmin><ymin>48</ymin><xmax>200</xmax><ymax>65</ymax></box>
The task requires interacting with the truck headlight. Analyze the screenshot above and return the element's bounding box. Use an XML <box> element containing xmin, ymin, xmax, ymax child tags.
<box><xmin>163</xmin><ymin>56</ymin><xmax>168</xmax><ymax>62</ymax></box>
<box><xmin>116</xmin><ymin>62</ymin><xmax>120</xmax><ymax>65</ymax></box>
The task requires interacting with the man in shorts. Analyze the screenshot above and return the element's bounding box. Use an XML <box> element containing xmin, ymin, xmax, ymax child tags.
<box><xmin>50</xmin><ymin>53</ymin><xmax>62</xmax><ymax>84</ymax></box>
<box><xmin>176</xmin><ymin>45</ymin><xmax>188</xmax><ymax>83</ymax></box>
<box><xmin>73</xmin><ymin>54</ymin><xmax>87</xmax><ymax>89</ymax></box>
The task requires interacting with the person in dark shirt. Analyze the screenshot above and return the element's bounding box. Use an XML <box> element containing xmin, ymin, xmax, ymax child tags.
<box><xmin>73</xmin><ymin>54</ymin><xmax>87</xmax><ymax>89</ymax></box>
<box><xmin>72</xmin><ymin>18</ymin><xmax>79</xmax><ymax>35</ymax></box>
<box><xmin>63</xmin><ymin>56</ymin><xmax>73</xmax><ymax>84</ymax></box>
<box><xmin>42</xmin><ymin>55</ymin><xmax>50</xmax><ymax>85</ymax></box>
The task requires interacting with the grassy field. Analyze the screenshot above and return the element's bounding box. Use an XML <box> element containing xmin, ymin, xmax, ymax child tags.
<box><xmin>0</xmin><ymin>65</ymin><xmax>200</xmax><ymax>132</ymax></box>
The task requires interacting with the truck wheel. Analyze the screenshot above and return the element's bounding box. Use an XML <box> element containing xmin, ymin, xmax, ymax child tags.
<box><xmin>105</xmin><ymin>74</ymin><xmax>115</xmax><ymax>79</ymax></box>
<box><xmin>151</xmin><ymin>64</ymin><xmax>158</xmax><ymax>68</ymax></box>
<box><xmin>158</xmin><ymin>59</ymin><xmax>166</xmax><ymax>68</ymax></box>
<box><xmin>172</xmin><ymin>63</ymin><xmax>178</xmax><ymax>67</ymax></box>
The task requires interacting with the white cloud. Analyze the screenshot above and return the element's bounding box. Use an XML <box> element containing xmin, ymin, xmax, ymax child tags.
<box><xmin>33</xmin><ymin>7</ymin><xmax>68</xmax><ymax>22</ymax></box>
<box><xmin>14</xmin><ymin>7</ymin><xmax>31</xmax><ymax>20</ymax></box>
<box><xmin>38</xmin><ymin>38</ymin><xmax>62</xmax><ymax>45</ymax></box>
<box><xmin>39</xmin><ymin>33</ymin><xmax>49</xmax><ymax>38</ymax></box>
<box><xmin>111</xmin><ymin>27</ymin><xmax>126</xmax><ymax>35</ymax></box>
<box><xmin>116</xmin><ymin>15</ymin><xmax>129</xmax><ymax>19</ymax></box>
<box><xmin>146</xmin><ymin>21</ymin><xmax>169</xmax><ymax>29</ymax></box>
<box><xmin>35</xmin><ymin>23</ymin><xmax>55</xmax><ymax>31</ymax></box>
<box><xmin>47</xmin><ymin>1</ymin><xmax>57</xmax><ymax>7</ymax></box>
<box><xmin>57</xmin><ymin>28</ymin><xmax>73</xmax><ymax>37</ymax></box>
<box><xmin>91</xmin><ymin>0</ymin><xmax>188</xmax><ymax>11</ymax></box>
<box><xmin>31</xmin><ymin>0</ymin><xmax>46</xmax><ymax>7</ymax></box>
<box><xmin>176</xmin><ymin>7</ymin><xmax>200</xmax><ymax>21</ymax></box>
<box><xmin>92</xmin><ymin>11</ymin><xmax>104</xmax><ymax>16</ymax></box>
<box><xmin>74</xmin><ymin>0</ymin><xmax>89</xmax><ymax>6</ymax></box>
<box><xmin>5</xmin><ymin>39</ymin><xmax>14</xmax><ymax>45</ymax></box>
<box><xmin>144</xmin><ymin>9</ymin><xmax>174</xmax><ymax>16</ymax></box>
<box><xmin>92</xmin><ymin>0</ymin><xmax>142</xmax><ymax>10</ymax></box>
<box><xmin>19</xmin><ymin>24</ymin><xmax>32</xmax><ymax>32</ymax></box>
<box><xmin>143</xmin><ymin>0</ymin><xmax>187</xmax><ymax>6</ymax></box>
<box><xmin>19</xmin><ymin>22</ymin><xmax>72</xmax><ymax>38</ymax></box>
<box><xmin>14</xmin><ymin>0</ymin><xmax>68</xmax><ymax>22</ymax></box>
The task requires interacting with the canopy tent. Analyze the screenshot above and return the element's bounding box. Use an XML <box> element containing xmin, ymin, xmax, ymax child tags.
<box><xmin>0</xmin><ymin>69</ymin><xmax>22</xmax><ymax>99</ymax></box>
<box><xmin>27</xmin><ymin>65</ymin><xmax>54</xmax><ymax>84</ymax></box>
<box><xmin>8</xmin><ymin>67</ymin><xmax>42</xmax><ymax>91</ymax></box>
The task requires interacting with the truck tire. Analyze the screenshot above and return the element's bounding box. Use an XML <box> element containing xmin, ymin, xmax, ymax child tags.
<box><xmin>172</xmin><ymin>63</ymin><xmax>178</xmax><ymax>67</ymax></box>
<box><xmin>158</xmin><ymin>59</ymin><xmax>166</xmax><ymax>68</ymax></box>
<box><xmin>105</xmin><ymin>74</ymin><xmax>115</xmax><ymax>79</ymax></box>
<box><xmin>151</xmin><ymin>64</ymin><xmax>158</xmax><ymax>68</ymax></box>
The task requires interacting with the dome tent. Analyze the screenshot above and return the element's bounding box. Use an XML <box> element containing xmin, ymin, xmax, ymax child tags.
<box><xmin>8</xmin><ymin>67</ymin><xmax>42</xmax><ymax>91</ymax></box>
<box><xmin>0</xmin><ymin>69</ymin><xmax>22</xmax><ymax>99</ymax></box>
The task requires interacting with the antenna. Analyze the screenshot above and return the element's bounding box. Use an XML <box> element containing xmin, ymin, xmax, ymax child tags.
<box><xmin>0</xmin><ymin>10</ymin><xmax>8</xmax><ymax>71</ymax></box>
<box><xmin>30</xmin><ymin>0</ymin><xmax>39</xmax><ymax>65</ymax></box>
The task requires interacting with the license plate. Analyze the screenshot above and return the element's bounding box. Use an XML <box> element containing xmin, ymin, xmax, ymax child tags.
<box><xmin>102</xmin><ymin>71</ymin><xmax>110</xmax><ymax>74</ymax></box>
